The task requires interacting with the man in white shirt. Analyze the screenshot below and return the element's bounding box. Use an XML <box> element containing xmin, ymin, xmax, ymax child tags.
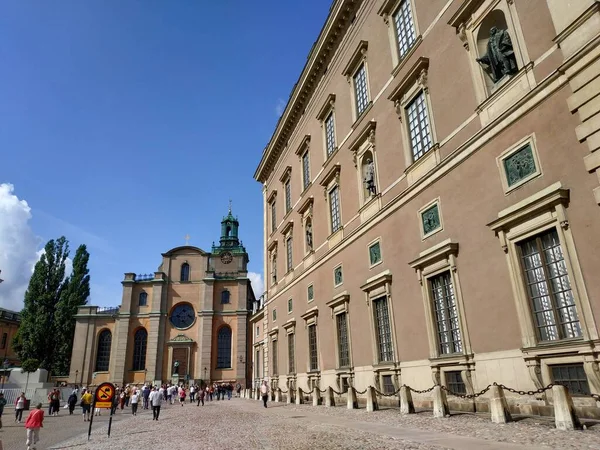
<box><xmin>131</xmin><ymin>391</ymin><xmax>140</xmax><ymax>416</ymax></box>
<box><xmin>149</xmin><ymin>388</ymin><xmax>162</xmax><ymax>421</ymax></box>
<box><xmin>260</xmin><ymin>381</ymin><xmax>269</xmax><ymax>408</ymax></box>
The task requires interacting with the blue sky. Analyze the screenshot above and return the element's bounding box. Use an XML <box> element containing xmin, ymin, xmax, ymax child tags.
<box><xmin>0</xmin><ymin>0</ymin><xmax>331</xmax><ymax>309</ymax></box>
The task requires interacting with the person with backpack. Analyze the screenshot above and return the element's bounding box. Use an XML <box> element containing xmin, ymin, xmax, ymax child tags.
<box><xmin>24</xmin><ymin>402</ymin><xmax>44</xmax><ymax>450</ymax></box>
<box><xmin>67</xmin><ymin>391</ymin><xmax>77</xmax><ymax>415</ymax></box>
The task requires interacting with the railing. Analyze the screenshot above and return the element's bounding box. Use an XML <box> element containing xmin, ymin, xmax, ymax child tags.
<box><xmin>96</xmin><ymin>306</ymin><xmax>120</xmax><ymax>315</ymax></box>
<box><xmin>135</xmin><ymin>273</ymin><xmax>154</xmax><ymax>281</ymax></box>
<box><xmin>0</xmin><ymin>309</ymin><xmax>21</xmax><ymax>322</ymax></box>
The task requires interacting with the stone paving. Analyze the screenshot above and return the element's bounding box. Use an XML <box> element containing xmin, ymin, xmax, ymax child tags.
<box><xmin>1</xmin><ymin>398</ymin><xmax>599</xmax><ymax>449</ymax></box>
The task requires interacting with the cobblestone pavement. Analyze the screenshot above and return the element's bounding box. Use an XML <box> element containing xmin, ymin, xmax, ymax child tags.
<box><xmin>3</xmin><ymin>398</ymin><xmax>599</xmax><ymax>449</ymax></box>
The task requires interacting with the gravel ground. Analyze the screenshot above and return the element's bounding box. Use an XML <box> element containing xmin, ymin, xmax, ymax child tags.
<box><xmin>45</xmin><ymin>398</ymin><xmax>600</xmax><ymax>450</ymax></box>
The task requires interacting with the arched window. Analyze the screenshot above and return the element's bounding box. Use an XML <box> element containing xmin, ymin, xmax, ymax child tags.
<box><xmin>221</xmin><ymin>289</ymin><xmax>230</xmax><ymax>304</ymax></box>
<box><xmin>139</xmin><ymin>292</ymin><xmax>148</xmax><ymax>306</ymax></box>
<box><xmin>95</xmin><ymin>329</ymin><xmax>112</xmax><ymax>372</ymax></box>
<box><xmin>216</xmin><ymin>326</ymin><xmax>232</xmax><ymax>368</ymax></box>
<box><xmin>180</xmin><ymin>263</ymin><xmax>190</xmax><ymax>282</ymax></box>
<box><xmin>132</xmin><ymin>328</ymin><xmax>147</xmax><ymax>371</ymax></box>
<box><xmin>226</xmin><ymin>226</ymin><xmax>231</xmax><ymax>237</ymax></box>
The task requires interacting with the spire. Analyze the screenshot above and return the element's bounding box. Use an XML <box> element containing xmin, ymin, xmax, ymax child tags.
<box><xmin>219</xmin><ymin>203</ymin><xmax>240</xmax><ymax>248</ymax></box>
<box><xmin>228</xmin><ymin>199</ymin><xmax>232</xmax><ymax>214</ymax></box>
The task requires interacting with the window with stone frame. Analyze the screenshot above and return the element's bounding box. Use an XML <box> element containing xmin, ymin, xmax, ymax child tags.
<box><xmin>393</xmin><ymin>0</ymin><xmax>417</xmax><ymax>59</ymax></box>
<box><xmin>288</xmin><ymin>333</ymin><xmax>295</xmax><ymax>374</ymax></box>
<box><xmin>429</xmin><ymin>271</ymin><xmax>463</xmax><ymax>355</ymax></box>
<box><xmin>221</xmin><ymin>289</ymin><xmax>230</xmax><ymax>304</ymax></box>
<box><xmin>272</xmin><ymin>339</ymin><xmax>278</xmax><ymax>376</ymax></box>
<box><xmin>285</xmin><ymin>180</ymin><xmax>292</xmax><ymax>214</ymax></box>
<box><xmin>518</xmin><ymin>228</ymin><xmax>582</xmax><ymax>342</ymax></box>
<box><xmin>497</xmin><ymin>136</ymin><xmax>542</xmax><ymax>194</ymax></box>
<box><xmin>420</xmin><ymin>199</ymin><xmax>443</xmax><ymax>238</ymax></box>
<box><xmin>334</xmin><ymin>265</ymin><xmax>343</xmax><ymax>286</ymax></box>
<box><xmin>180</xmin><ymin>263</ymin><xmax>190</xmax><ymax>282</ymax></box>
<box><xmin>550</xmin><ymin>363</ymin><xmax>590</xmax><ymax>396</ymax></box>
<box><xmin>286</xmin><ymin>236</ymin><xmax>293</xmax><ymax>272</ymax></box>
<box><xmin>308</xmin><ymin>324</ymin><xmax>319</xmax><ymax>371</ymax></box>
<box><xmin>373</xmin><ymin>296</ymin><xmax>394</xmax><ymax>362</ymax></box>
<box><xmin>382</xmin><ymin>374</ymin><xmax>395</xmax><ymax>394</ymax></box>
<box><xmin>302</xmin><ymin>150</ymin><xmax>311</xmax><ymax>191</ymax></box>
<box><xmin>406</xmin><ymin>91</ymin><xmax>433</xmax><ymax>162</ymax></box>
<box><xmin>132</xmin><ymin>328</ymin><xmax>147</xmax><ymax>371</ymax></box>
<box><xmin>255</xmin><ymin>348</ymin><xmax>260</xmax><ymax>378</ymax></box>
<box><xmin>369</xmin><ymin>241</ymin><xmax>382</xmax><ymax>266</ymax></box>
<box><xmin>325</xmin><ymin>111</ymin><xmax>336</xmax><ymax>157</ymax></box>
<box><xmin>95</xmin><ymin>329</ymin><xmax>112</xmax><ymax>372</ymax></box>
<box><xmin>336</xmin><ymin>312</ymin><xmax>350</xmax><ymax>368</ymax></box>
<box><xmin>445</xmin><ymin>371</ymin><xmax>466</xmax><ymax>395</ymax></box>
<box><xmin>329</xmin><ymin>186</ymin><xmax>341</xmax><ymax>233</ymax></box>
<box><xmin>217</xmin><ymin>326</ymin><xmax>232</xmax><ymax>368</ymax></box>
<box><xmin>288</xmin><ymin>298</ymin><xmax>293</xmax><ymax>313</ymax></box>
<box><xmin>272</xmin><ymin>309</ymin><xmax>277</xmax><ymax>322</ymax></box>
<box><xmin>138</xmin><ymin>291</ymin><xmax>148</xmax><ymax>306</ymax></box>
<box><xmin>353</xmin><ymin>63</ymin><xmax>370</xmax><ymax>117</ymax></box>
<box><xmin>307</xmin><ymin>284</ymin><xmax>314</xmax><ymax>302</ymax></box>
<box><xmin>270</xmin><ymin>200</ymin><xmax>277</xmax><ymax>233</ymax></box>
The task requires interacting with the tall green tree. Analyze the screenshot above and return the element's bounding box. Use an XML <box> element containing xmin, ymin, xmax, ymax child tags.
<box><xmin>54</xmin><ymin>244</ymin><xmax>90</xmax><ymax>375</ymax></box>
<box><xmin>14</xmin><ymin>237</ymin><xmax>70</xmax><ymax>371</ymax></box>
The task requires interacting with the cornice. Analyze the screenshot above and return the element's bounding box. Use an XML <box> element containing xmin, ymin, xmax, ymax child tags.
<box><xmin>294</xmin><ymin>135</ymin><xmax>311</xmax><ymax>156</ymax></box>
<box><xmin>342</xmin><ymin>40</ymin><xmax>369</xmax><ymax>77</ymax></box>
<box><xmin>316</xmin><ymin>94</ymin><xmax>337</xmax><ymax>121</ymax></box>
<box><xmin>348</xmin><ymin>119</ymin><xmax>377</xmax><ymax>152</ymax></box>
<box><xmin>298</xmin><ymin>196</ymin><xmax>314</xmax><ymax>215</ymax></box>
<box><xmin>447</xmin><ymin>0</ymin><xmax>486</xmax><ymax>29</ymax></box>
<box><xmin>281</xmin><ymin>220</ymin><xmax>294</xmax><ymax>236</ymax></box>
<box><xmin>387</xmin><ymin>57</ymin><xmax>430</xmax><ymax>103</ymax></box>
<box><xmin>319</xmin><ymin>163</ymin><xmax>341</xmax><ymax>187</ymax></box>
<box><xmin>279</xmin><ymin>165</ymin><xmax>292</xmax><ymax>183</ymax></box>
<box><xmin>267</xmin><ymin>190</ymin><xmax>278</xmax><ymax>203</ymax></box>
<box><xmin>254</xmin><ymin>0</ymin><xmax>363</xmax><ymax>183</ymax></box>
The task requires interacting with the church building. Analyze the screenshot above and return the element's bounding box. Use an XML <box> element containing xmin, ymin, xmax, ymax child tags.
<box><xmin>69</xmin><ymin>208</ymin><xmax>255</xmax><ymax>387</ymax></box>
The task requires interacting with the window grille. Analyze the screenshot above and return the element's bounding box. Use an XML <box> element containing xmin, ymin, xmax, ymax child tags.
<box><xmin>329</xmin><ymin>186</ymin><xmax>341</xmax><ymax>233</ymax></box>
<box><xmin>138</xmin><ymin>292</ymin><xmax>148</xmax><ymax>306</ymax></box>
<box><xmin>393</xmin><ymin>0</ymin><xmax>416</xmax><ymax>59</ymax></box>
<box><xmin>272</xmin><ymin>340</ymin><xmax>278</xmax><ymax>376</ymax></box>
<box><xmin>551</xmin><ymin>363</ymin><xmax>590</xmax><ymax>395</ymax></box>
<box><xmin>446</xmin><ymin>371</ymin><xmax>466</xmax><ymax>395</ymax></box>
<box><xmin>430</xmin><ymin>272</ymin><xmax>463</xmax><ymax>355</ymax></box>
<box><xmin>336</xmin><ymin>313</ymin><xmax>350</xmax><ymax>368</ymax></box>
<box><xmin>308</xmin><ymin>324</ymin><xmax>318</xmax><ymax>371</ymax></box>
<box><xmin>302</xmin><ymin>151</ymin><xmax>310</xmax><ymax>190</ymax></box>
<box><xmin>325</xmin><ymin>112</ymin><xmax>336</xmax><ymax>157</ymax></box>
<box><xmin>270</xmin><ymin>201</ymin><xmax>276</xmax><ymax>233</ymax></box>
<box><xmin>518</xmin><ymin>228</ymin><xmax>581</xmax><ymax>342</ymax></box>
<box><xmin>180</xmin><ymin>263</ymin><xmax>190</xmax><ymax>282</ymax></box>
<box><xmin>217</xmin><ymin>327</ymin><xmax>232</xmax><ymax>368</ymax></box>
<box><xmin>353</xmin><ymin>64</ymin><xmax>369</xmax><ymax>116</ymax></box>
<box><xmin>406</xmin><ymin>92</ymin><xmax>432</xmax><ymax>161</ymax></box>
<box><xmin>382</xmin><ymin>375</ymin><xmax>395</xmax><ymax>394</ymax></box>
<box><xmin>373</xmin><ymin>296</ymin><xmax>393</xmax><ymax>362</ymax></box>
<box><xmin>132</xmin><ymin>328</ymin><xmax>147</xmax><ymax>371</ymax></box>
<box><xmin>288</xmin><ymin>333</ymin><xmax>295</xmax><ymax>373</ymax></box>
<box><xmin>285</xmin><ymin>181</ymin><xmax>291</xmax><ymax>213</ymax></box>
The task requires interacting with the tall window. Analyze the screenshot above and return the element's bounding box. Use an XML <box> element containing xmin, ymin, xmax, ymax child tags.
<box><xmin>446</xmin><ymin>371</ymin><xmax>466</xmax><ymax>395</ymax></box>
<box><xmin>255</xmin><ymin>348</ymin><xmax>260</xmax><ymax>378</ymax></box>
<box><xmin>336</xmin><ymin>312</ymin><xmax>350</xmax><ymax>368</ymax></box>
<box><xmin>0</xmin><ymin>332</ymin><xmax>6</xmax><ymax>349</ymax></box>
<box><xmin>329</xmin><ymin>186</ymin><xmax>341</xmax><ymax>233</ymax></box>
<box><xmin>518</xmin><ymin>229</ymin><xmax>581</xmax><ymax>342</ymax></box>
<box><xmin>95</xmin><ymin>329</ymin><xmax>112</xmax><ymax>372</ymax></box>
<box><xmin>406</xmin><ymin>92</ymin><xmax>432</xmax><ymax>161</ymax></box>
<box><xmin>393</xmin><ymin>0</ymin><xmax>416</xmax><ymax>59</ymax></box>
<box><xmin>286</xmin><ymin>237</ymin><xmax>293</xmax><ymax>272</ymax></box>
<box><xmin>302</xmin><ymin>151</ymin><xmax>310</xmax><ymax>190</ymax></box>
<box><xmin>217</xmin><ymin>326</ymin><xmax>232</xmax><ymax>368</ymax></box>
<box><xmin>272</xmin><ymin>340</ymin><xmax>278</xmax><ymax>376</ymax></box>
<box><xmin>221</xmin><ymin>289</ymin><xmax>230</xmax><ymax>304</ymax></box>
<box><xmin>132</xmin><ymin>328</ymin><xmax>147</xmax><ymax>371</ymax></box>
<box><xmin>325</xmin><ymin>112</ymin><xmax>336</xmax><ymax>157</ymax></box>
<box><xmin>373</xmin><ymin>296</ymin><xmax>393</xmax><ymax>362</ymax></box>
<box><xmin>270</xmin><ymin>201</ymin><xmax>276</xmax><ymax>233</ymax></box>
<box><xmin>353</xmin><ymin>64</ymin><xmax>369</xmax><ymax>116</ymax></box>
<box><xmin>430</xmin><ymin>272</ymin><xmax>462</xmax><ymax>355</ymax></box>
<box><xmin>551</xmin><ymin>364</ymin><xmax>590</xmax><ymax>395</ymax></box>
<box><xmin>285</xmin><ymin>181</ymin><xmax>292</xmax><ymax>213</ymax></box>
<box><xmin>138</xmin><ymin>292</ymin><xmax>148</xmax><ymax>306</ymax></box>
<box><xmin>288</xmin><ymin>333</ymin><xmax>295</xmax><ymax>373</ymax></box>
<box><xmin>308</xmin><ymin>324</ymin><xmax>318</xmax><ymax>371</ymax></box>
<box><xmin>180</xmin><ymin>263</ymin><xmax>190</xmax><ymax>282</ymax></box>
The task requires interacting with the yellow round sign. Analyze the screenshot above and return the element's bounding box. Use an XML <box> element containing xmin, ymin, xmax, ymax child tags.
<box><xmin>95</xmin><ymin>382</ymin><xmax>115</xmax><ymax>408</ymax></box>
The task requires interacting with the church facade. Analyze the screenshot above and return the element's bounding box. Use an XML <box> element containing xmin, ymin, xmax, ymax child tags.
<box><xmin>69</xmin><ymin>209</ymin><xmax>255</xmax><ymax>387</ymax></box>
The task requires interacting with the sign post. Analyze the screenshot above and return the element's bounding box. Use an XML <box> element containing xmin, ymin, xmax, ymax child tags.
<box><xmin>88</xmin><ymin>382</ymin><xmax>116</xmax><ymax>440</ymax></box>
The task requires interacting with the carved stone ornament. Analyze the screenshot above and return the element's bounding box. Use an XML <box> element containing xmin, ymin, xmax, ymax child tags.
<box><xmin>526</xmin><ymin>359</ymin><xmax>544</xmax><ymax>391</ymax></box>
<box><xmin>417</xmin><ymin>69</ymin><xmax>428</xmax><ymax>92</ymax></box>
<box><xmin>461</xmin><ymin>369</ymin><xmax>475</xmax><ymax>395</ymax></box>
<box><xmin>458</xmin><ymin>23</ymin><xmax>469</xmax><ymax>51</ymax></box>
<box><xmin>368</xmin><ymin>128</ymin><xmax>376</xmax><ymax>146</ymax></box>
<box><xmin>394</xmin><ymin>99</ymin><xmax>403</xmax><ymax>121</ymax></box>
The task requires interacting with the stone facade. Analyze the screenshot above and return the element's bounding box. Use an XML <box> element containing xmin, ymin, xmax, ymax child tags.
<box><xmin>252</xmin><ymin>0</ymin><xmax>600</xmax><ymax>418</ymax></box>
<box><xmin>0</xmin><ymin>307</ymin><xmax>21</xmax><ymax>367</ymax></box>
<box><xmin>69</xmin><ymin>209</ymin><xmax>255</xmax><ymax>387</ymax></box>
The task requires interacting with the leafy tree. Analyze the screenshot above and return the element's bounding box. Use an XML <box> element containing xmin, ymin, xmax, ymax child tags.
<box><xmin>14</xmin><ymin>237</ymin><xmax>70</xmax><ymax>371</ymax></box>
<box><xmin>53</xmin><ymin>245</ymin><xmax>90</xmax><ymax>375</ymax></box>
<box><xmin>21</xmin><ymin>358</ymin><xmax>40</xmax><ymax>392</ymax></box>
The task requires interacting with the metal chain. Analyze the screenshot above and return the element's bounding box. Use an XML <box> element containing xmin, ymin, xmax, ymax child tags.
<box><xmin>441</xmin><ymin>384</ymin><xmax>491</xmax><ymax>399</ymax></box>
<box><xmin>279</xmin><ymin>388</ymin><xmax>289</xmax><ymax>394</ymax></box>
<box><xmin>331</xmin><ymin>389</ymin><xmax>344</xmax><ymax>395</ymax></box>
<box><xmin>494</xmin><ymin>382</ymin><xmax>554</xmax><ymax>396</ymax></box>
<box><xmin>405</xmin><ymin>385</ymin><xmax>436</xmax><ymax>394</ymax></box>
<box><xmin>373</xmin><ymin>387</ymin><xmax>402</xmax><ymax>397</ymax></box>
<box><xmin>354</xmin><ymin>388</ymin><xmax>367</xmax><ymax>395</ymax></box>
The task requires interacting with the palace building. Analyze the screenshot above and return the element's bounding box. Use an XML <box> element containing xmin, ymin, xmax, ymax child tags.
<box><xmin>69</xmin><ymin>208</ymin><xmax>255</xmax><ymax>387</ymax></box>
<box><xmin>252</xmin><ymin>0</ymin><xmax>600</xmax><ymax>417</ymax></box>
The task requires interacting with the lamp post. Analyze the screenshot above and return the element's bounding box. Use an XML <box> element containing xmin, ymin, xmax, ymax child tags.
<box><xmin>75</xmin><ymin>370</ymin><xmax>79</xmax><ymax>388</ymax></box>
<box><xmin>144</xmin><ymin>368</ymin><xmax>147</xmax><ymax>385</ymax></box>
<box><xmin>1</xmin><ymin>359</ymin><xmax>9</xmax><ymax>392</ymax></box>
<box><xmin>203</xmin><ymin>367</ymin><xmax>207</xmax><ymax>383</ymax></box>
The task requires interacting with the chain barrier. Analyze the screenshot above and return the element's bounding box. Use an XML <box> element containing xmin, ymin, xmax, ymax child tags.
<box><xmin>373</xmin><ymin>387</ymin><xmax>402</xmax><ymax>397</ymax></box>
<box><xmin>441</xmin><ymin>384</ymin><xmax>492</xmax><ymax>399</ymax></box>
<box><xmin>493</xmin><ymin>382</ymin><xmax>554</xmax><ymax>396</ymax></box>
<box><xmin>278</xmin><ymin>388</ymin><xmax>289</xmax><ymax>394</ymax></box>
<box><xmin>405</xmin><ymin>385</ymin><xmax>436</xmax><ymax>394</ymax></box>
<box><xmin>354</xmin><ymin>388</ymin><xmax>367</xmax><ymax>395</ymax></box>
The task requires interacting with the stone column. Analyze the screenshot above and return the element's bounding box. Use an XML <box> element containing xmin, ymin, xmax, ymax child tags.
<box><xmin>255</xmin><ymin>387</ymin><xmax>260</xmax><ymax>400</ymax></box>
<box><xmin>347</xmin><ymin>387</ymin><xmax>357</xmax><ymax>410</ymax></box>
<box><xmin>553</xmin><ymin>385</ymin><xmax>581</xmax><ymax>430</ymax></box>
<box><xmin>312</xmin><ymin>388</ymin><xmax>321</xmax><ymax>406</ymax></box>
<box><xmin>198</xmin><ymin>278</ymin><xmax>215</xmax><ymax>384</ymax></box>
<box><xmin>432</xmin><ymin>386</ymin><xmax>449</xmax><ymax>418</ymax></box>
<box><xmin>325</xmin><ymin>387</ymin><xmax>335</xmax><ymax>407</ymax></box>
<box><xmin>146</xmin><ymin>273</ymin><xmax>166</xmax><ymax>382</ymax></box>
<box><xmin>400</xmin><ymin>386</ymin><xmax>415</xmax><ymax>414</ymax></box>
<box><xmin>275</xmin><ymin>388</ymin><xmax>281</xmax><ymax>403</ymax></box>
<box><xmin>489</xmin><ymin>385</ymin><xmax>512</xmax><ymax>424</ymax></box>
<box><xmin>235</xmin><ymin>281</ymin><xmax>249</xmax><ymax>382</ymax></box>
<box><xmin>366</xmin><ymin>386</ymin><xmax>379</xmax><ymax>412</ymax></box>
<box><xmin>295</xmin><ymin>386</ymin><xmax>303</xmax><ymax>405</ymax></box>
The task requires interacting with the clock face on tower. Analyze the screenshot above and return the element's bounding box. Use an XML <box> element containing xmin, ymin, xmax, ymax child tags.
<box><xmin>220</xmin><ymin>251</ymin><xmax>233</xmax><ymax>264</ymax></box>
<box><xmin>170</xmin><ymin>303</ymin><xmax>195</xmax><ymax>329</ymax></box>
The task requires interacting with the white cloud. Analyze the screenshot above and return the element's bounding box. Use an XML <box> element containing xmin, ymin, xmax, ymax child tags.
<box><xmin>34</xmin><ymin>248</ymin><xmax>73</xmax><ymax>278</ymax></box>
<box><xmin>0</xmin><ymin>183</ymin><xmax>40</xmax><ymax>311</ymax></box>
<box><xmin>248</xmin><ymin>272</ymin><xmax>264</xmax><ymax>298</ymax></box>
<box><xmin>275</xmin><ymin>98</ymin><xmax>286</xmax><ymax>117</ymax></box>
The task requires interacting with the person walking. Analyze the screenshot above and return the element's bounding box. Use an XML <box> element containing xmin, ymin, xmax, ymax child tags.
<box><xmin>80</xmin><ymin>388</ymin><xmax>93</xmax><ymax>422</ymax></box>
<box><xmin>0</xmin><ymin>392</ymin><xmax>6</xmax><ymax>429</ymax></box>
<box><xmin>15</xmin><ymin>392</ymin><xmax>26</xmax><ymax>422</ymax></box>
<box><xmin>24</xmin><ymin>402</ymin><xmax>44</xmax><ymax>450</ymax></box>
<box><xmin>131</xmin><ymin>390</ymin><xmax>139</xmax><ymax>416</ymax></box>
<box><xmin>149</xmin><ymin>387</ymin><xmax>162</xmax><ymax>421</ymax></box>
<box><xmin>236</xmin><ymin>382</ymin><xmax>241</xmax><ymax>398</ymax></box>
<box><xmin>67</xmin><ymin>391</ymin><xmax>77</xmax><ymax>415</ymax></box>
<box><xmin>178</xmin><ymin>386</ymin><xmax>186</xmax><ymax>406</ymax></box>
<box><xmin>196</xmin><ymin>387</ymin><xmax>205</xmax><ymax>406</ymax></box>
<box><xmin>260</xmin><ymin>381</ymin><xmax>269</xmax><ymax>408</ymax></box>
<box><xmin>142</xmin><ymin>385</ymin><xmax>150</xmax><ymax>409</ymax></box>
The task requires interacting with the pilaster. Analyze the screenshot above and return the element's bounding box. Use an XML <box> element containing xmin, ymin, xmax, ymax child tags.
<box><xmin>198</xmin><ymin>278</ymin><xmax>215</xmax><ymax>380</ymax></box>
<box><xmin>146</xmin><ymin>272</ymin><xmax>166</xmax><ymax>382</ymax></box>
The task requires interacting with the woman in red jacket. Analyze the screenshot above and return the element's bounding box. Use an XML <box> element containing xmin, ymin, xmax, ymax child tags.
<box><xmin>25</xmin><ymin>402</ymin><xmax>44</xmax><ymax>450</ymax></box>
